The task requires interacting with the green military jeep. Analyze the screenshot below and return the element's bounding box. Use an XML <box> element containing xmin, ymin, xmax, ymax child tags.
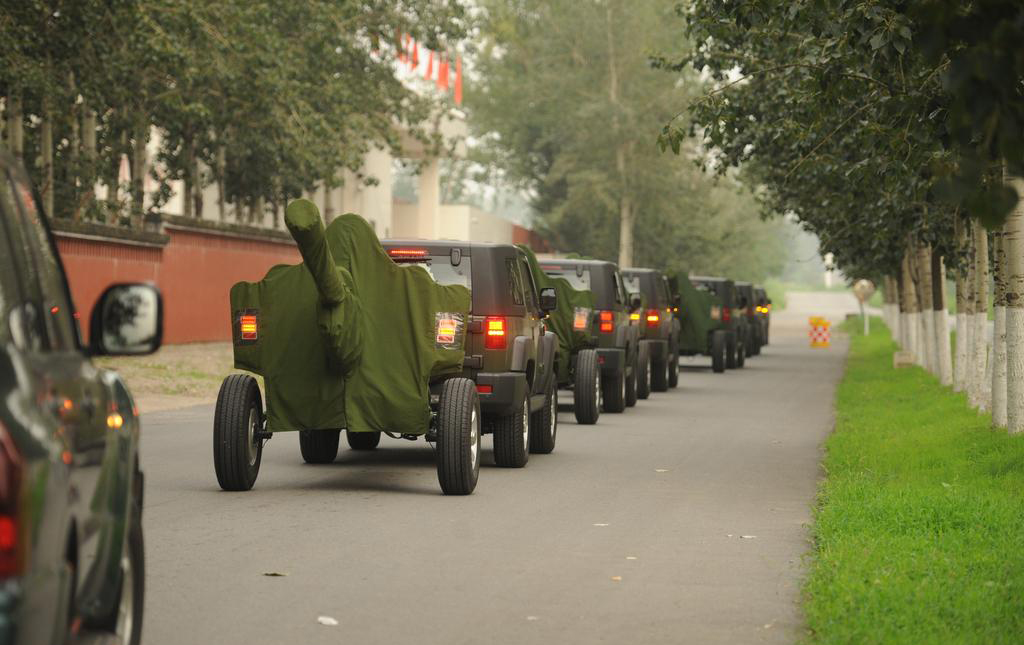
<box><xmin>754</xmin><ymin>285</ymin><xmax>771</xmax><ymax>346</ymax></box>
<box><xmin>689</xmin><ymin>276</ymin><xmax>747</xmax><ymax>369</ymax></box>
<box><xmin>541</xmin><ymin>259</ymin><xmax>642</xmax><ymax>413</ymax></box>
<box><xmin>518</xmin><ymin>247</ymin><xmax>603</xmax><ymax>425</ymax></box>
<box><xmin>621</xmin><ymin>268</ymin><xmax>681</xmax><ymax>392</ymax></box>
<box><xmin>734</xmin><ymin>281</ymin><xmax>762</xmax><ymax>356</ymax></box>
<box><xmin>670</xmin><ymin>273</ymin><xmax>728</xmax><ymax>373</ymax></box>
<box><xmin>382</xmin><ymin>240</ymin><xmax>560</xmax><ymax>459</ymax></box>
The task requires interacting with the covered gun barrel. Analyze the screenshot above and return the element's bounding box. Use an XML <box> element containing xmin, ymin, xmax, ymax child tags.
<box><xmin>284</xmin><ymin>199</ymin><xmax>347</xmax><ymax>306</ymax></box>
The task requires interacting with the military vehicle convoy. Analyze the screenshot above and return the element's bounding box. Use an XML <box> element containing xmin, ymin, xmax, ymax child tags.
<box><xmin>621</xmin><ymin>268</ymin><xmax>681</xmax><ymax>392</ymax></box>
<box><xmin>380</xmin><ymin>239</ymin><xmax>560</xmax><ymax>458</ymax></box>
<box><xmin>517</xmin><ymin>247</ymin><xmax>602</xmax><ymax>425</ymax></box>
<box><xmin>541</xmin><ymin>259</ymin><xmax>641</xmax><ymax>413</ymax></box>
<box><xmin>215</xmin><ymin>199</ymin><xmax>540</xmax><ymax>496</ymax></box>
<box><xmin>689</xmin><ymin>276</ymin><xmax>747</xmax><ymax>369</ymax></box>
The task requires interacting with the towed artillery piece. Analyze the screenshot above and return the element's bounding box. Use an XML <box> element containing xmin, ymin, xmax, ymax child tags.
<box><xmin>213</xmin><ymin>199</ymin><xmax>482</xmax><ymax>495</ymax></box>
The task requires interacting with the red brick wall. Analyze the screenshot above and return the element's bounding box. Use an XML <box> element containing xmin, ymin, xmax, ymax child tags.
<box><xmin>56</xmin><ymin>227</ymin><xmax>299</xmax><ymax>344</ymax></box>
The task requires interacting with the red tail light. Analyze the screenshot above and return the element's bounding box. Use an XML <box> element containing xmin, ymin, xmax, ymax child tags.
<box><xmin>0</xmin><ymin>424</ymin><xmax>23</xmax><ymax>577</ymax></box>
<box><xmin>645</xmin><ymin>309</ymin><xmax>660</xmax><ymax>328</ymax></box>
<box><xmin>476</xmin><ymin>384</ymin><xmax>493</xmax><ymax>394</ymax></box>
<box><xmin>240</xmin><ymin>315</ymin><xmax>258</xmax><ymax>341</ymax></box>
<box><xmin>723</xmin><ymin>307</ymin><xmax>731</xmax><ymax>323</ymax></box>
<box><xmin>484</xmin><ymin>317</ymin><xmax>506</xmax><ymax>349</ymax></box>
<box><xmin>599</xmin><ymin>310</ymin><xmax>614</xmax><ymax>333</ymax></box>
<box><xmin>387</xmin><ymin>248</ymin><xmax>428</xmax><ymax>262</ymax></box>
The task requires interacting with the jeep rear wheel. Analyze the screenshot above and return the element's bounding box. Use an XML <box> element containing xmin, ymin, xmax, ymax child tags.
<box><xmin>667</xmin><ymin>351</ymin><xmax>679</xmax><ymax>388</ymax></box>
<box><xmin>737</xmin><ymin>339</ymin><xmax>747</xmax><ymax>368</ymax></box>
<box><xmin>213</xmin><ymin>374</ymin><xmax>264</xmax><ymax>491</ymax></box>
<box><xmin>436</xmin><ymin>378</ymin><xmax>481</xmax><ymax>495</ymax></box>
<box><xmin>651</xmin><ymin>351</ymin><xmax>668</xmax><ymax>392</ymax></box>
<box><xmin>637</xmin><ymin>342</ymin><xmax>651</xmax><ymax>399</ymax></box>
<box><xmin>624</xmin><ymin>349</ymin><xmax>637</xmax><ymax>408</ymax></box>
<box><xmin>711</xmin><ymin>330</ymin><xmax>726</xmax><ymax>373</ymax></box>
<box><xmin>299</xmin><ymin>430</ymin><xmax>340</xmax><ymax>463</ymax></box>
<box><xmin>725</xmin><ymin>331</ymin><xmax>738</xmax><ymax>369</ymax></box>
<box><xmin>346</xmin><ymin>431</ymin><xmax>381</xmax><ymax>451</ymax></box>
<box><xmin>573</xmin><ymin>349</ymin><xmax>600</xmax><ymax>425</ymax></box>
<box><xmin>530</xmin><ymin>378</ymin><xmax>557</xmax><ymax>454</ymax></box>
<box><xmin>492</xmin><ymin>395</ymin><xmax>530</xmax><ymax>467</ymax></box>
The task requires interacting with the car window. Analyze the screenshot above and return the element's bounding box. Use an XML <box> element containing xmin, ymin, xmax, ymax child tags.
<box><xmin>659</xmin><ymin>277</ymin><xmax>671</xmax><ymax>306</ymax></box>
<box><xmin>408</xmin><ymin>256</ymin><xmax>472</xmax><ymax>289</ymax></box>
<box><xmin>0</xmin><ymin>174</ymin><xmax>45</xmax><ymax>350</ymax></box>
<box><xmin>615</xmin><ymin>273</ymin><xmax>626</xmax><ymax>304</ymax></box>
<box><xmin>505</xmin><ymin>258</ymin><xmax>524</xmax><ymax>306</ymax></box>
<box><xmin>4</xmin><ymin>173</ymin><xmax>77</xmax><ymax>351</ymax></box>
<box><xmin>540</xmin><ymin>266</ymin><xmax>591</xmax><ymax>291</ymax></box>
<box><xmin>518</xmin><ymin>258</ymin><xmax>540</xmax><ymax>313</ymax></box>
<box><xmin>0</xmin><ymin>182</ymin><xmax>22</xmax><ymax>346</ymax></box>
<box><xmin>622</xmin><ymin>274</ymin><xmax>641</xmax><ymax>295</ymax></box>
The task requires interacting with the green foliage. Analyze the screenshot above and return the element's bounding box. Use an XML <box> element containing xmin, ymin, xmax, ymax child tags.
<box><xmin>805</xmin><ymin>319</ymin><xmax>1024</xmax><ymax>644</ymax></box>
<box><xmin>0</xmin><ymin>0</ymin><xmax>468</xmax><ymax>223</ymax></box>
<box><xmin>468</xmin><ymin>0</ymin><xmax>788</xmax><ymax>279</ymax></box>
<box><xmin>661</xmin><ymin>1</ymin><xmax>1024</xmax><ymax>278</ymax></box>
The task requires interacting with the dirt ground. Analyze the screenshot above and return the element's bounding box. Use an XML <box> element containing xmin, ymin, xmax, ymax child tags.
<box><xmin>95</xmin><ymin>342</ymin><xmax>253</xmax><ymax>413</ymax></box>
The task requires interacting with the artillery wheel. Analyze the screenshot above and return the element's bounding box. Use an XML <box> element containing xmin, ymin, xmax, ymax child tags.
<box><xmin>573</xmin><ymin>349</ymin><xmax>600</xmax><ymax>425</ymax></box>
<box><xmin>492</xmin><ymin>393</ymin><xmax>530</xmax><ymax>468</ymax></box>
<box><xmin>299</xmin><ymin>430</ymin><xmax>340</xmax><ymax>463</ymax></box>
<box><xmin>436</xmin><ymin>378</ymin><xmax>481</xmax><ymax>495</ymax></box>
<box><xmin>530</xmin><ymin>378</ymin><xmax>557</xmax><ymax>454</ymax></box>
<box><xmin>346</xmin><ymin>431</ymin><xmax>381</xmax><ymax>451</ymax></box>
<box><xmin>213</xmin><ymin>374</ymin><xmax>263</xmax><ymax>491</ymax></box>
<box><xmin>711</xmin><ymin>330</ymin><xmax>726</xmax><ymax>373</ymax></box>
<box><xmin>637</xmin><ymin>341</ymin><xmax>651</xmax><ymax>400</ymax></box>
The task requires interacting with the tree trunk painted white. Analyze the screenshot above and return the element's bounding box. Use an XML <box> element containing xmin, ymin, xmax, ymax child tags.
<box><xmin>933</xmin><ymin>253</ymin><xmax>953</xmax><ymax>386</ymax></box>
<box><xmin>917</xmin><ymin>246</ymin><xmax>937</xmax><ymax>373</ymax></box>
<box><xmin>1005</xmin><ymin>174</ymin><xmax>1024</xmax><ymax>434</ymax></box>
<box><xmin>992</xmin><ymin>225</ymin><xmax>1008</xmax><ymax>426</ymax></box>
<box><xmin>900</xmin><ymin>249</ymin><xmax>919</xmax><ymax>362</ymax></box>
<box><xmin>969</xmin><ymin>220</ymin><xmax>989</xmax><ymax>410</ymax></box>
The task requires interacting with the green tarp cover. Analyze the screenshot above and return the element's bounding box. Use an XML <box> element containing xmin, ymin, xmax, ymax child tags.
<box><xmin>517</xmin><ymin>246</ymin><xmax>596</xmax><ymax>383</ymax></box>
<box><xmin>230</xmin><ymin>199</ymin><xmax>471</xmax><ymax>434</ymax></box>
<box><xmin>674</xmin><ymin>274</ymin><xmax>719</xmax><ymax>353</ymax></box>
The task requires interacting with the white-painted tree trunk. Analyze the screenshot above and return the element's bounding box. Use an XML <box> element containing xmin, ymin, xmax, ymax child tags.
<box><xmin>969</xmin><ymin>221</ymin><xmax>990</xmax><ymax>410</ymax></box>
<box><xmin>1005</xmin><ymin>174</ymin><xmax>1024</xmax><ymax>434</ymax></box>
<box><xmin>954</xmin><ymin>311</ymin><xmax>967</xmax><ymax>390</ymax></box>
<box><xmin>991</xmin><ymin>226</ymin><xmax>1008</xmax><ymax>427</ymax></box>
<box><xmin>933</xmin><ymin>254</ymin><xmax>953</xmax><ymax>386</ymax></box>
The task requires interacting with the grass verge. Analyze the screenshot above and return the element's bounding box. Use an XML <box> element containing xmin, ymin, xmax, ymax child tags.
<box><xmin>804</xmin><ymin>318</ymin><xmax>1024</xmax><ymax>644</ymax></box>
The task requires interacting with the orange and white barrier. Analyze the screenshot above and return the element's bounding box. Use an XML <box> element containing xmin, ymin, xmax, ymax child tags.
<box><xmin>809</xmin><ymin>317</ymin><xmax>831</xmax><ymax>348</ymax></box>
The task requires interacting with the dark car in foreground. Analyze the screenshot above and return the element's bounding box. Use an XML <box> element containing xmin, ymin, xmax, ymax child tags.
<box><xmin>0</xmin><ymin>150</ymin><xmax>163</xmax><ymax>645</ymax></box>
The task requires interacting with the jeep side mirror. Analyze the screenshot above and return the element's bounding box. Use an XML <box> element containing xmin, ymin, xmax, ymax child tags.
<box><xmin>767</xmin><ymin>298</ymin><xmax>773</xmax><ymax>305</ymax></box>
<box><xmin>673</xmin><ymin>294</ymin><xmax>681</xmax><ymax>307</ymax></box>
<box><xmin>539</xmin><ymin>287</ymin><xmax>557</xmax><ymax>313</ymax></box>
<box><xmin>90</xmin><ymin>283</ymin><xmax>163</xmax><ymax>356</ymax></box>
<box><xmin>629</xmin><ymin>295</ymin><xmax>642</xmax><ymax>312</ymax></box>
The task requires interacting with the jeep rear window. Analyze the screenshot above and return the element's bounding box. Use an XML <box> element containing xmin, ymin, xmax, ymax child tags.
<box><xmin>541</xmin><ymin>267</ymin><xmax>591</xmax><ymax>291</ymax></box>
<box><xmin>408</xmin><ymin>256</ymin><xmax>472</xmax><ymax>289</ymax></box>
<box><xmin>622</xmin><ymin>274</ymin><xmax>642</xmax><ymax>295</ymax></box>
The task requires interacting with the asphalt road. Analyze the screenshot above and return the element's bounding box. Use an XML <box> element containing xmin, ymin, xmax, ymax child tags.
<box><xmin>139</xmin><ymin>312</ymin><xmax>848</xmax><ymax>645</ymax></box>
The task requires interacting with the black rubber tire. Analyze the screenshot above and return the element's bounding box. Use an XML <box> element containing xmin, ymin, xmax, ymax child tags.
<box><xmin>436</xmin><ymin>378</ymin><xmax>481</xmax><ymax>495</ymax></box>
<box><xmin>573</xmin><ymin>349</ymin><xmax>600</xmax><ymax>425</ymax></box>
<box><xmin>530</xmin><ymin>378</ymin><xmax>557</xmax><ymax>454</ymax></box>
<box><xmin>737</xmin><ymin>339</ymin><xmax>747</xmax><ymax>368</ymax></box>
<box><xmin>346</xmin><ymin>431</ymin><xmax>381</xmax><ymax>451</ymax></box>
<box><xmin>624</xmin><ymin>348</ymin><xmax>638</xmax><ymax>408</ymax></box>
<box><xmin>637</xmin><ymin>341</ymin><xmax>651</xmax><ymax>399</ymax></box>
<box><xmin>651</xmin><ymin>351</ymin><xmax>668</xmax><ymax>392</ymax></box>
<box><xmin>213</xmin><ymin>374</ymin><xmax>263</xmax><ymax>491</ymax></box>
<box><xmin>603</xmin><ymin>366</ymin><xmax>627</xmax><ymax>413</ymax></box>
<box><xmin>492</xmin><ymin>394</ymin><xmax>530</xmax><ymax>467</ymax></box>
<box><xmin>96</xmin><ymin>483</ymin><xmax>144</xmax><ymax>645</ymax></box>
<box><xmin>725</xmin><ymin>331</ymin><xmax>738</xmax><ymax>369</ymax></box>
<box><xmin>711</xmin><ymin>330</ymin><xmax>726</xmax><ymax>373</ymax></box>
<box><xmin>299</xmin><ymin>430</ymin><xmax>340</xmax><ymax>463</ymax></box>
<box><xmin>750</xmin><ymin>327</ymin><xmax>762</xmax><ymax>355</ymax></box>
<box><xmin>667</xmin><ymin>350</ymin><xmax>679</xmax><ymax>388</ymax></box>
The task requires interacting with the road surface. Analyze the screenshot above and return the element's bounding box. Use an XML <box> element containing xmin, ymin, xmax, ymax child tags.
<box><xmin>138</xmin><ymin>299</ymin><xmax>848</xmax><ymax>644</ymax></box>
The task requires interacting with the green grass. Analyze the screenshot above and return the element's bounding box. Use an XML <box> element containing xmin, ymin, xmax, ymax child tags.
<box><xmin>804</xmin><ymin>318</ymin><xmax>1024</xmax><ymax>645</ymax></box>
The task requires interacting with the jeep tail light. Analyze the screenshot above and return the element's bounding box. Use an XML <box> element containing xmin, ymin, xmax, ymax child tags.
<box><xmin>645</xmin><ymin>309</ymin><xmax>660</xmax><ymax>327</ymax></box>
<box><xmin>240</xmin><ymin>315</ymin><xmax>258</xmax><ymax>341</ymax></box>
<box><xmin>485</xmin><ymin>317</ymin><xmax>506</xmax><ymax>350</ymax></box>
<box><xmin>477</xmin><ymin>384</ymin><xmax>493</xmax><ymax>394</ymax></box>
<box><xmin>723</xmin><ymin>307</ymin><xmax>731</xmax><ymax>323</ymax></box>
<box><xmin>387</xmin><ymin>248</ymin><xmax>428</xmax><ymax>260</ymax></box>
<box><xmin>599</xmin><ymin>310</ymin><xmax>614</xmax><ymax>333</ymax></box>
<box><xmin>0</xmin><ymin>423</ymin><xmax>23</xmax><ymax>577</ymax></box>
<box><xmin>629</xmin><ymin>312</ymin><xmax>640</xmax><ymax>321</ymax></box>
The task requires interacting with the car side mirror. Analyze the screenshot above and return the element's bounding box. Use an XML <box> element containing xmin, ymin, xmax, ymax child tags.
<box><xmin>673</xmin><ymin>294</ymin><xmax>682</xmax><ymax>307</ymax></box>
<box><xmin>629</xmin><ymin>295</ymin><xmax>642</xmax><ymax>312</ymax></box>
<box><xmin>539</xmin><ymin>287</ymin><xmax>557</xmax><ymax>313</ymax></box>
<box><xmin>767</xmin><ymin>299</ymin><xmax>773</xmax><ymax>305</ymax></box>
<box><xmin>90</xmin><ymin>283</ymin><xmax>163</xmax><ymax>356</ymax></box>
